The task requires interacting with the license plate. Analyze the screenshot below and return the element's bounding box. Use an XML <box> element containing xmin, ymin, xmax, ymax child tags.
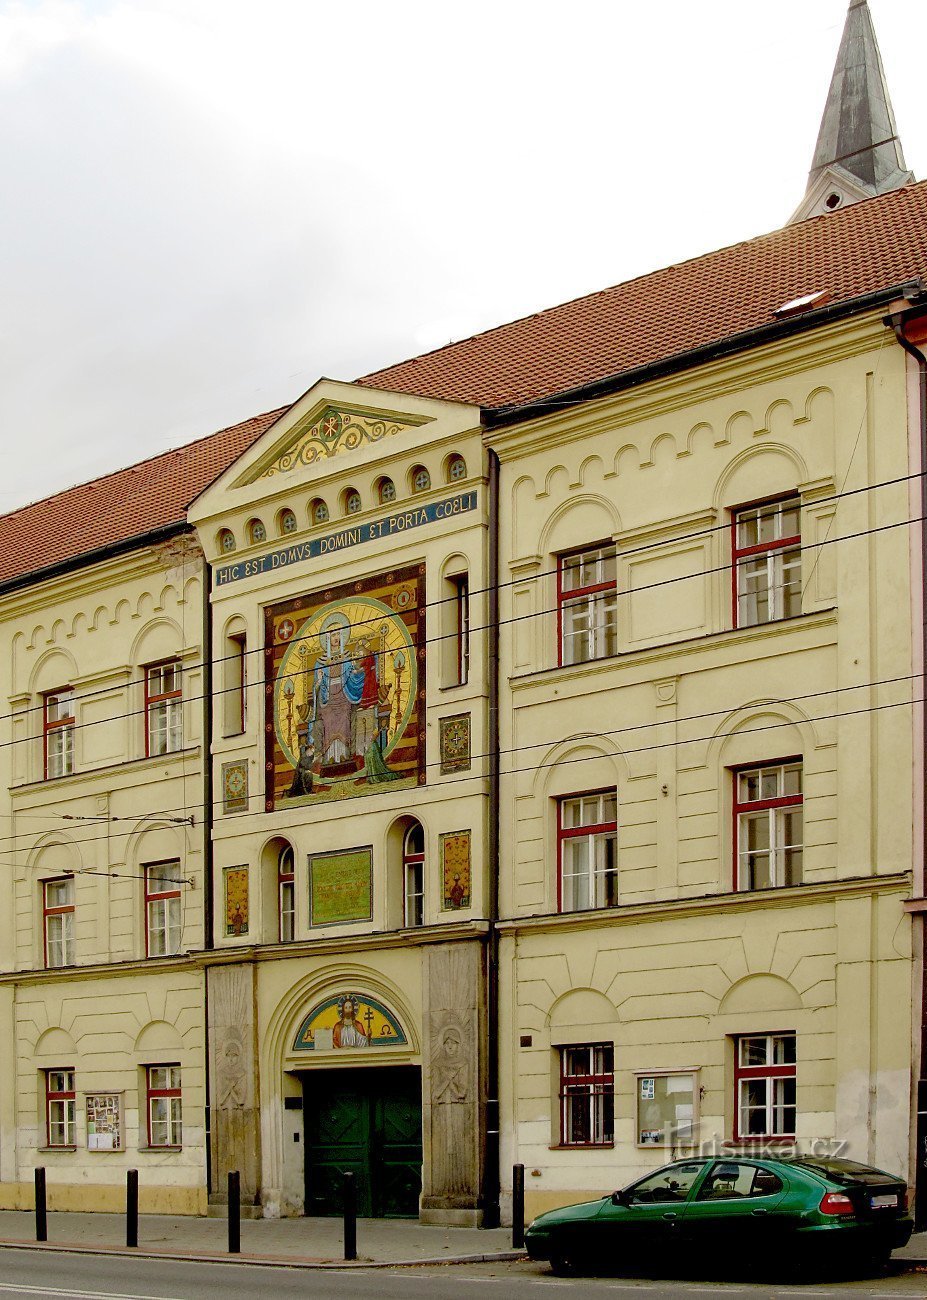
<box><xmin>870</xmin><ymin>1194</ymin><xmax>898</xmax><ymax>1209</ymax></box>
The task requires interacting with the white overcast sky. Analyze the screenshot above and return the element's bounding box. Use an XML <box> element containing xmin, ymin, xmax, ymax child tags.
<box><xmin>1</xmin><ymin>0</ymin><xmax>924</xmax><ymax>513</ymax></box>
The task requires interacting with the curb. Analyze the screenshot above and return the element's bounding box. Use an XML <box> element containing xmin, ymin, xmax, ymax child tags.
<box><xmin>0</xmin><ymin>1238</ymin><xmax>527</xmax><ymax>1270</ymax></box>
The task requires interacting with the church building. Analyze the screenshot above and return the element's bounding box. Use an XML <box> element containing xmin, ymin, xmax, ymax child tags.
<box><xmin>1</xmin><ymin>0</ymin><xmax>926</xmax><ymax>1229</ymax></box>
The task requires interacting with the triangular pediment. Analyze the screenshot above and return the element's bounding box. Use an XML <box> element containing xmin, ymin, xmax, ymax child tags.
<box><xmin>234</xmin><ymin>398</ymin><xmax>433</xmax><ymax>487</ymax></box>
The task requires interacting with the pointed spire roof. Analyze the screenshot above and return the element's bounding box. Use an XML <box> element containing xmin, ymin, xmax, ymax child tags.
<box><xmin>791</xmin><ymin>0</ymin><xmax>913</xmax><ymax>222</ymax></box>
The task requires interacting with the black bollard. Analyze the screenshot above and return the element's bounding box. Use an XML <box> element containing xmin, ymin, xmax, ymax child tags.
<box><xmin>343</xmin><ymin>1171</ymin><xmax>357</xmax><ymax>1261</ymax></box>
<box><xmin>126</xmin><ymin>1169</ymin><xmax>138</xmax><ymax>1248</ymax></box>
<box><xmin>228</xmin><ymin>1170</ymin><xmax>241</xmax><ymax>1254</ymax></box>
<box><xmin>34</xmin><ymin>1167</ymin><xmax>47</xmax><ymax>1243</ymax></box>
<box><xmin>512</xmin><ymin>1163</ymin><xmax>525</xmax><ymax>1249</ymax></box>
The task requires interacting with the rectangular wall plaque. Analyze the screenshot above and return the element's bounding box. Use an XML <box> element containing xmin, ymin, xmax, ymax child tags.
<box><xmin>309</xmin><ymin>847</ymin><xmax>373</xmax><ymax>926</ymax></box>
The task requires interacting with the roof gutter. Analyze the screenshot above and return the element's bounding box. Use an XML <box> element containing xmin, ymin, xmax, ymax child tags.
<box><xmin>483</xmin><ymin>279</ymin><xmax>927</xmax><ymax>430</ymax></box>
<box><xmin>0</xmin><ymin>521</ymin><xmax>190</xmax><ymax>599</ymax></box>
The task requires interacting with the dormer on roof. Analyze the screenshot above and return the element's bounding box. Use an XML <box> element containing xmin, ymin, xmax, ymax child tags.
<box><xmin>790</xmin><ymin>0</ymin><xmax>914</xmax><ymax>224</ymax></box>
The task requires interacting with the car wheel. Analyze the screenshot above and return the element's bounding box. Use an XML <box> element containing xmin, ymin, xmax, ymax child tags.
<box><xmin>549</xmin><ymin>1253</ymin><xmax>577</xmax><ymax>1277</ymax></box>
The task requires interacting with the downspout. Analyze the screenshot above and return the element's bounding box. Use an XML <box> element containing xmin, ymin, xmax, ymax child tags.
<box><xmin>889</xmin><ymin>309</ymin><xmax>927</xmax><ymax>1229</ymax></box>
<box><xmin>202</xmin><ymin>556</ymin><xmax>215</xmax><ymax>1196</ymax></box>
<box><xmin>484</xmin><ymin>446</ymin><xmax>501</xmax><ymax>1227</ymax></box>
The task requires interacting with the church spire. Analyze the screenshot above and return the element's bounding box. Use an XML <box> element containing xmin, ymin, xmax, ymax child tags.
<box><xmin>789</xmin><ymin>0</ymin><xmax>913</xmax><ymax>224</ymax></box>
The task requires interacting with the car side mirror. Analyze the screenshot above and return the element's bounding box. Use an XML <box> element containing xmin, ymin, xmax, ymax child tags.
<box><xmin>611</xmin><ymin>1189</ymin><xmax>631</xmax><ymax>1207</ymax></box>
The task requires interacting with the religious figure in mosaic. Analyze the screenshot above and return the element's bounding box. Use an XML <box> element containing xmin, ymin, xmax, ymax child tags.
<box><xmin>332</xmin><ymin>996</ymin><xmax>369</xmax><ymax>1049</ymax></box>
<box><xmin>266</xmin><ymin>567</ymin><xmax>425</xmax><ymax>809</ymax></box>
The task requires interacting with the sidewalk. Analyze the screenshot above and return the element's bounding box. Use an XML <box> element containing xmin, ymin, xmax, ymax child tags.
<box><xmin>0</xmin><ymin>1209</ymin><xmax>523</xmax><ymax>1269</ymax></box>
<box><xmin>0</xmin><ymin>1209</ymin><xmax>924</xmax><ymax>1271</ymax></box>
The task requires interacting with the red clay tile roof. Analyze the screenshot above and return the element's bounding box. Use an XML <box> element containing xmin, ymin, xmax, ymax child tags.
<box><xmin>3</xmin><ymin>181</ymin><xmax>927</xmax><ymax>590</ymax></box>
<box><xmin>360</xmin><ymin>180</ymin><xmax>927</xmax><ymax>409</ymax></box>
<box><xmin>0</xmin><ymin>407</ymin><xmax>287</xmax><ymax>590</ymax></box>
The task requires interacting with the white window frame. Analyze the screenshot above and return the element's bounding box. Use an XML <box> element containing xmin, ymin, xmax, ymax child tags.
<box><xmin>558</xmin><ymin>545</ymin><xmax>618</xmax><ymax>666</ymax></box>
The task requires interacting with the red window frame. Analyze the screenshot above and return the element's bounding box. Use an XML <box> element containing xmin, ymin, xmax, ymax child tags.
<box><xmin>146</xmin><ymin>1064</ymin><xmax>182</xmax><ymax>1148</ymax></box>
<box><xmin>278</xmin><ymin>845</ymin><xmax>295</xmax><ymax>942</ymax></box>
<box><xmin>43</xmin><ymin>876</ymin><xmax>75</xmax><ymax>969</ymax></box>
<box><xmin>558</xmin><ymin>1043</ymin><xmax>615</xmax><ymax>1147</ymax></box>
<box><xmin>557</xmin><ymin>789</ymin><xmax>618</xmax><ymax>913</ymax></box>
<box><xmin>731</xmin><ymin>495</ymin><xmax>801</xmax><ymax>629</ymax></box>
<box><xmin>44</xmin><ymin>1068</ymin><xmax>76</xmax><ymax>1148</ymax></box>
<box><xmin>144</xmin><ymin>862</ymin><xmax>182</xmax><ymax>957</ymax></box>
<box><xmin>733</xmin><ymin>1033</ymin><xmax>796</xmax><ymax>1142</ymax></box>
<box><xmin>145</xmin><ymin>660</ymin><xmax>182</xmax><ymax>758</ymax></box>
<box><xmin>732</xmin><ymin>759</ymin><xmax>803</xmax><ymax>891</ymax></box>
<box><xmin>557</xmin><ymin>543</ymin><xmax>618</xmax><ymax>667</ymax></box>
<box><xmin>403</xmin><ymin>822</ymin><xmax>425</xmax><ymax>928</ymax></box>
<box><xmin>43</xmin><ymin>688</ymin><xmax>74</xmax><ymax>780</ymax></box>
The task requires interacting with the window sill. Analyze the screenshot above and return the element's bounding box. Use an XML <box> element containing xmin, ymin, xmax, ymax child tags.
<box><xmin>37</xmin><ymin>1146</ymin><xmax>76</xmax><ymax>1153</ymax></box>
<box><xmin>549</xmin><ymin>1143</ymin><xmax>615</xmax><ymax>1151</ymax></box>
<box><xmin>512</xmin><ymin>607</ymin><xmax>838</xmax><ymax>690</ymax></box>
<box><xmin>137</xmin><ymin>1145</ymin><xmax>183</xmax><ymax>1153</ymax></box>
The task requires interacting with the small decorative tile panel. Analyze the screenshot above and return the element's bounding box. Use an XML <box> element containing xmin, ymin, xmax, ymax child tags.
<box><xmin>224</xmin><ymin>865</ymin><xmax>249</xmax><ymax>937</ymax></box>
<box><xmin>441</xmin><ymin>830</ymin><xmax>471</xmax><ymax>910</ymax></box>
<box><xmin>439</xmin><ymin>713</ymin><xmax>471</xmax><ymax>774</ymax></box>
<box><xmin>222</xmin><ymin>761</ymin><xmax>248</xmax><ymax>814</ymax></box>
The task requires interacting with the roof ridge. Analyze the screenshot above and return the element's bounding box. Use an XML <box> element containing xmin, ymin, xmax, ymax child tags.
<box><xmin>0</xmin><ymin>404</ymin><xmax>290</xmax><ymax>526</ymax></box>
<box><xmin>359</xmin><ymin>179</ymin><xmax>927</xmax><ymax>386</ymax></box>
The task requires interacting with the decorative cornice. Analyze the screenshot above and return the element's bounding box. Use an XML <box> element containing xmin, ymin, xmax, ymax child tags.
<box><xmin>497</xmin><ymin>872</ymin><xmax>912</xmax><ymax>939</ymax></box>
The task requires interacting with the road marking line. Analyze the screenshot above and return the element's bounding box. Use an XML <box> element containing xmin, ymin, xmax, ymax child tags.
<box><xmin>0</xmin><ymin>1285</ymin><xmax>187</xmax><ymax>1300</ymax></box>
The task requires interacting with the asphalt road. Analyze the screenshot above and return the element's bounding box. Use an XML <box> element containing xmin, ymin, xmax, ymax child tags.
<box><xmin>0</xmin><ymin>1251</ymin><xmax>925</xmax><ymax>1299</ymax></box>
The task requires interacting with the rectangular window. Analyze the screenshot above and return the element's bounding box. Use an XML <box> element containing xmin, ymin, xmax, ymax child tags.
<box><xmin>278</xmin><ymin>846</ymin><xmax>295</xmax><ymax>943</ymax></box>
<box><xmin>735</xmin><ymin>761</ymin><xmax>803</xmax><ymax>890</ymax></box>
<box><xmin>146</xmin><ymin>662</ymin><xmax>182</xmax><ymax>757</ymax></box>
<box><xmin>733</xmin><ymin>497</ymin><xmax>801</xmax><ymax>627</ymax></box>
<box><xmin>558</xmin><ymin>791</ymin><xmax>618</xmax><ymax>912</ymax></box>
<box><xmin>735</xmin><ymin>1033</ymin><xmax>796</xmax><ymax>1139</ymax></box>
<box><xmin>404</xmin><ymin>851</ymin><xmax>425</xmax><ymax>928</ymax></box>
<box><xmin>558</xmin><ymin>544</ymin><xmax>618</xmax><ymax>666</ymax></box>
<box><xmin>224</xmin><ymin>633</ymin><xmax>247</xmax><ymax>736</ymax></box>
<box><xmin>45</xmin><ymin>1069</ymin><xmax>75</xmax><ymax>1148</ymax></box>
<box><xmin>43</xmin><ymin>877</ymin><xmax>74</xmax><ymax>968</ymax></box>
<box><xmin>146</xmin><ymin>1065</ymin><xmax>182</xmax><ymax>1148</ymax></box>
<box><xmin>559</xmin><ymin>1044</ymin><xmax>614</xmax><ymax>1146</ymax></box>
<box><xmin>453</xmin><ymin>575</ymin><xmax>470</xmax><ymax>686</ymax></box>
<box><xmin>145</xmin><ymin>862</ymin><xmax>182</xmax><ymax>957</ymax></box>
<box><xmin>44</xmin><ymin>689</ymin><xmax>74</xmax><ymax>779</ymax></box>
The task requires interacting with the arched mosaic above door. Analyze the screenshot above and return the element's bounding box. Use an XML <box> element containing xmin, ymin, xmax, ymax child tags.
<box><xmin>293</xmin><ymin>992</ymin><xmax>408</xmax><ymax>1051</ymax></box>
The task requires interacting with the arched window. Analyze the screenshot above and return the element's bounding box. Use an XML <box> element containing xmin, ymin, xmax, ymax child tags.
<box><xmin>278</xmin><ymin>844</ymin><xmax>295</xmax><ymax>941</ymax></box>
<box><xmin>248</xmin><ymin>519</ymin><xmax>266</xmax><ymax>544</ymax></box>
<box><xmin>403</xmin><ymin>822</ymin><xmax>425</xmax><ymax>927</ymax></box>
<box><xmin>343</xmin><ymin>488</ymin><xmax>362</xmax><ymax>515</ymax></box>
<box><xmin>378</xmin><ymin>477</ymin><xmax>396</xmax><ymax>504</ymax></box>
<box><xmin>446</xmin><ymin>453</ymin><xmax>467</xmax><ymax>483</ymax></box>
<box><xmin>310</xmin><ymin>498</ymin><xmax>329</xmax><ymax>525</ymax></box>
<box><xmin>218</xmin><ymin>529</ymin><xmax>236</xmax><ymax>554</ymax></box>
<box><xmin>410</xmin><ymin>465</ymin><xmax>431</xmax><ymax>494</ymax></box>
<box><xmin>278</xmin><ymin>508</ymin><xmax>298</xmax><ymax>535</ymax></box>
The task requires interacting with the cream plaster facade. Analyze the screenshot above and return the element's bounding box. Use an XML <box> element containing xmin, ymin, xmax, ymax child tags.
<box><xmin>492</xmin><ymin>313</ymin><xmax>919</xmax><ymax>1220</ymax></box>
<box><xmin>190</xmin><ymin>381</ymin><xmax>493</xmax><ymax>1222</ymax></box>
<box><xmin>0</xmin><ymin>310</ymin><xmax>922</xmax><ymax>1226</ymax></box>
<box><xmin>0</xmin><ymin>539</ymin><xmax>208</xmax><ymax>1212</ymax></box>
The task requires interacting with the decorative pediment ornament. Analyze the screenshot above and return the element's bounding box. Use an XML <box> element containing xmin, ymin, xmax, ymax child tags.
<box><xmin>245</xmin><ymin>405</ymin><xmax>431</xmax><ymax>482</ymax></box>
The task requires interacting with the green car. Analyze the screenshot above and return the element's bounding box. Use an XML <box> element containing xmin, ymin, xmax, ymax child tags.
<box><xmin>524</xmin><ymin>1155</ymin><xmax>913</xmax><ymax>1276</ymax></box>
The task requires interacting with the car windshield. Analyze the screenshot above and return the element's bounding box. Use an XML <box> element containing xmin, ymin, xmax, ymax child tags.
<box><xmin>787</xmin><ymin>1158</ymin><xmax>897</xmax><ymax>1186</ymax></box>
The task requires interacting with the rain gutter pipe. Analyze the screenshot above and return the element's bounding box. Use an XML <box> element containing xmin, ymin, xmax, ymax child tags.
<box><xmin>484</xmin><ymin>445</ymin><xmax>501</xmax><ymax>1227</ymax></box>
<box><xmin>888</xmin><ymin>304</ymin><xmax>927</xmax><ymax>1230</ymax></box>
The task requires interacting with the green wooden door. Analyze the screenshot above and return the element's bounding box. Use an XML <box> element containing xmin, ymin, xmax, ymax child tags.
<box><xmin>303</xmin><ymin>1067</ymin><xmax>422</xmax><ymax>1218</ymax></box>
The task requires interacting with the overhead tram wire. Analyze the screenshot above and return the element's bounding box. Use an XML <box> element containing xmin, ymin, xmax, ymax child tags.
<box><xmin>0</xmin><ymin>498</ymin><xmax>921</xmax><ymax>764</ymax></box>
<box><xmin>0</xmin><ymin>467</ymin><xmax>919</xmax><ymax>730</ymax></box>
<box><xmin>0</xmin><ymin>671</ymin><xmax>916</xmax><ymax>860</ymax></box>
